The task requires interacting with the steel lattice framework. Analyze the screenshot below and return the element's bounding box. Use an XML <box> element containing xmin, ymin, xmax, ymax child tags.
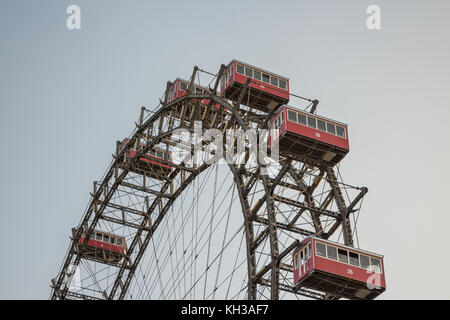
<box><xmin>50</xmin><ymin>65</ymin><xmax>368</xmax><ymax>300</ymax></box>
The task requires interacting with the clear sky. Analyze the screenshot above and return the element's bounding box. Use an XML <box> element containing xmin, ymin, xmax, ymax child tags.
<box><xmin>1</xmin><ymin>0</ymin><xmax>449</xmax><ymax>299</ymax></box>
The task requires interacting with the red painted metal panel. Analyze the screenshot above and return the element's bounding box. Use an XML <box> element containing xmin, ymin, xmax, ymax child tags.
<box><xmin>285</xmin><ymin>120</ymin><xmax>349</xmax><ymax>150</ymax></box>
<box><xmin>79</xmin><ymin>236</ymin><xmax>125</xmax><ymax>254</ymax></box>
<box><xmin>292</xmin><ymin>238</ymin><xmax>314</xmax><ymax>284</ymax></box>
<box><xmin>293</xmin><ymin>237</ymin><xmax>386</xmax><ymax>290</ymax></box>
<box><xmin>311</xmin><ymin>238</ymin><xmax>385</xmax><ymax>288</ymax></box>
<box><xmin>171</xmin><ymin>79</ymin><xmax>223</xmax><ymax>110</ymax></box>
<box><xmin>314</xmin><ymin>255</ymin><xmax>386</xmax><ymax>288</ymax></box>
<box><xmin>222</xmin><ymin>61</ymin><xmax>290</xmax><ymax>101</ymax></box>
<box><xmin>293</xmin><ymin>254</ymin><xmax>314</xmax><ymax>284</ymax></box>
<box><xmin>220</xmin><ymin>61</ymin><xmax>235</xmax><ymax>94</ymax></box>
<box><xmin>233</xmin><ymin>73</ymin><xmax>290</xmax><ymax>101</ymax></box>
<box><xmin>268</xmin><ymin>107</ymin><xmax>286</xmax><ymax>146</ymax></box>
<box><xmin>128</xmin><ymin>149</ymin><xmax>173</xmax><ymax>170</ymax></box>
<box><xmin>270</xmin><ymin>106</ymin><xmax>349</xmax><ymax>151</ymax></box>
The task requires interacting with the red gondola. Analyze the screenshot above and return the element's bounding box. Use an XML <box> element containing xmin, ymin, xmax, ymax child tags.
<box><xmin>119</xmin><ymin>138</ymin><xmax>173</xmax><ymax>179</ymax></box>
<box><xmin>77</xmin><ymin>229</ymin><xmax>127</xmax><ymax>264</ymax></box>
<box><xmin>166</xmin><ymin>78</ymin><xmax>210</xmax><ymax>104</ymax></box>
<box><xmin>166</xmin><ymin>78</ymin><xmax>225</xmax><ymax>112</ymax></box>
<box><xmin>293</xmin><ymin>237</ymin><xmax>386</xmax><ymax>299</ymax></box>
<box><xmin>269</xmin><ymin>105</ymin><xmax>349</xmax><ymax>166</ymax></box>
<box><xmin>220</xmin><ymin>59</ymin><xmax>289</xmax><ymax>112</ymax></box>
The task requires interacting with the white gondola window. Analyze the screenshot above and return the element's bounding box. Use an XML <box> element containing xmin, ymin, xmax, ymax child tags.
<box><xmin>271</xmin><ymin>76</ymin><xmax>278</xmax><ymax>87</ymax></box>
<box><xmin>349</xmin><ymin>252</ymin><xmax>359</xmax><ymax>266</ymax></box>
<box><xmin>338</xmin><ymin>249</ymin><xmax>348</xmax><ymax>263</ymax></box>
<box><xmin>317</xmin><ymin>119</ymin><xmax>326</xmax><ymax>132</ymax></box>
<box><xmin>288</xmin><ymin>110</ymin><xmax>297</xmax><ymax>122</ymax></box>
<box><xmin>336</xmin><ymin>126</ymin><xmax>346</xmax><ymax>138</ymax></box>
<box><xmin>360</xmin><ymin>254</ymin><xmax>370</xmax><ymax>269</ymax></box>
<box><xmin>236</xmin><ymin>64</ymin><xmax>244</xmax><ymax>74</ymax></box>
<box><xmin>327</xmin><ymin>122</ymin><xmax>336</xmax><ymax>135</ymax></box>
<box><xmin>254</xmin><ymin>70</ymin><xmax>261</xmax><ymax>81</ymax></box>
<box><xmin>245</xmin><ymin>67</ymin><xmax>253</xmax><ymax>77</ymax></box>
<box><xmin>298</xmin><ymin>113</ymin><xmax>307</xmax><ymax>125</ymax></box>
<box><xmin>327</xmin><ymin>245</ymin><xmax>337</xmax><ymax>260</ymax></box>
<box><xmin>307</xmin><ymin>116</ymin><xmax>317</xmax><ymax>129</ymax></box>
<box><xmin>316</xmin><ymin>242</ymin><xmax>326</xmax><ymax>257</ymax></box>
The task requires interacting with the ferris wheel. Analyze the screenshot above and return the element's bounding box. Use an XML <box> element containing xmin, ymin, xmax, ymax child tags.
<box><xmin>50</xmin><ymin>60</ymin><xmax>383</xmax><ymax>300</ymax></box>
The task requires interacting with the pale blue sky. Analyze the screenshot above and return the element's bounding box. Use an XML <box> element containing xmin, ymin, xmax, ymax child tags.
<box><xmin>1</xmin><ymin>0</ymin><xmax>449</xmax><ymax>299</ymax></box>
